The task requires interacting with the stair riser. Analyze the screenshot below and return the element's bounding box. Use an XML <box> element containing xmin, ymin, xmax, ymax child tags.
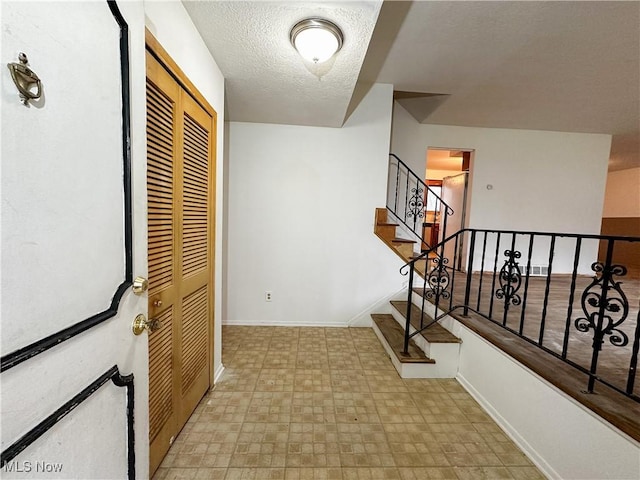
<box><xmin>390</xmin><ymin>307</ymin><xmax>432</xmax><ymax>357</ymax></box>
<box><xmin>375</xmin><ymin>207</ymin><xmax>388</xmax><ymax>223</ymax></box>
<box><xmin>389</xmin><ymin>306</ymin><xmax>461</xmax><ymax>378</ymax></box>
<box><xmin>375</xmin><ymin>225</ymin><xmax>397</xmax><ymax>240</ymax></box>
<box><xmin>394</xmin><ymin>242</ymin><xmax>414</xmax><ymax>258</ymax></box>
<box><xmin>409</xmin><ymin>291</ymin><xmax>466</xmax><ymax>336</ymax></box>
<box><xmin>371</xmin><ymin>321</ymin><xmax>440</xmax><ymax>379</ymax></box>
<box><xmin>414</xmin><ymin>260</ymin><xmax>429</xmax><ymax>273</ymax></box>
<box><xmin>398</xmin><ymin>293</ymin><xmax>461</xmax><ymax>339</ymax></box>
<box><xmin>410</xmin><ymin>290</ymin><xmax>450</xmax><ymax>317</ymax></box>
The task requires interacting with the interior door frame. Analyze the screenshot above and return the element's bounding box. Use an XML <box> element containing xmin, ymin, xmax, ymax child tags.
<box><xmin>145</xmin><ymin>27</ymin><xmax>218</xmax><ymax>393</ymax></box>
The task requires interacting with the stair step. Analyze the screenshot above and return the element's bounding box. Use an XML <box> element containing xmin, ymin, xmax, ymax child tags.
<box><xmin>410</xmin><ymin>252</ymin><xmax>436</xmax><ymax>260</ymax></box>
<box><xmin>390</xmin><ymin>300</ymin><xmax>461</xmax><ymax>344</ymax></box>
<box><xmin>376</xmin><ymin>222</ymin><xmax>399</xmax><ymax>227</ymax></box>
<box><xmin>371</xmin><ymin>314</ymin><xmax>435</xmax><ymax>364</ymax></box>
<box><xmin>392</xmin><ymin>238</ymin><xmax>416</xmax><ymax>244</ymax></box>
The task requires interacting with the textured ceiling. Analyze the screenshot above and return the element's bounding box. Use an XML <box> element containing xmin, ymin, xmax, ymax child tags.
<box><xmin>182</xmin><ymin>0</ymin><xmax>382</xmax><ymax>127</ymax></box>
<box><xmin>371</xmin><ymin>1</ymin><xmax>640</xmax><ymax>171</ymax></box>
<box><xmin>182</xmin><ymin>1</ymin><xmax>639</xmax><ymax>171</ymax></box>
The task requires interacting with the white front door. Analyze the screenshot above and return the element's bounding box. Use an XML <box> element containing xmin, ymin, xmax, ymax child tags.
<box><xmin>1</xmin><ymin>1</ymin><xmax>148</xmax><ymax>478</ymax></box>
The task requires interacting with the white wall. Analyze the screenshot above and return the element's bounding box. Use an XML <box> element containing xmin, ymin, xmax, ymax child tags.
<box><xmin>602</xmin><ymin>167</ymin><xmax>640</xmax><ymax>218</ymax></box>
<box><xmin>390</xmin><ymin>102</ymin><xmax>425</xmax><ymax>175</ymax></box>
<box><xmin>226</xmin><ymin>84</ymin><xmax>406</xmax><ymax>326</ymax></box>
<box><xmin>456</xmin><ymin>323</ymin><xmax>640</xmax><ymax>480</ymax></box>
<box><xmin>144</xmin><ymin>0</ymin><xmax>226</xmax><ymax>381</ymax></box>
<box><xmin>391</xmin><ymin>103</ymin><xmax>612</xmax><ymax>273</ymax></box>
<box><xmin>392</xmin><ymin>103</ymin><xmax>612</xmax><ymax>233</ymax></box>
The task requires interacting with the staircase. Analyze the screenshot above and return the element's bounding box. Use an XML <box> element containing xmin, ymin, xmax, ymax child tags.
<box><xmin>372</xmin><ymin>206</ymin><xmax>462</xmax><ymax>378</ymax></box>
<box><xmin>373</xmin><ymin>208</ymin><xmax>432</xmax><ymax>276</ymax></box>
<box><xmin>367</xmin><ymin>154</ymin><xmax>640</xmax><ymax>476</ymax></box>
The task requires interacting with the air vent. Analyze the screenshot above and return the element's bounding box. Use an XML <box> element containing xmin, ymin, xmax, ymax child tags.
<box><xmin>518</xmin><ymin>265</ymin><xmax>549</xmax><ymax>276</ymax></box>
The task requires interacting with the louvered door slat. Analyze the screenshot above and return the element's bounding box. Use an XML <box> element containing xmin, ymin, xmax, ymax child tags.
<box><xmin>181</xmin><ymin>286</ymin><xmax>208</xmax><ymax>393</ymax></box>
<box><xmin>147</xmin><ymin>79</ymin><xmax>174</xmax><ymax>296</ymax></box>
<box><xmin>182</xmin><ymin>113</ymin><xmax>209</xmax><ymax>278</ymax></box>
<box><xmin>148</xmin><ymin>308</ymin><xmax>173</xmax><ymax>442</ymax></box>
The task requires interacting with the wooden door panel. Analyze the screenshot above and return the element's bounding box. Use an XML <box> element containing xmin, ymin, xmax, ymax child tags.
<box><xmin>177</xmin><ymin>93</ymin><xmax>212</xmax><ymax>427</ymax></box>
<box><xmin>181</xmin><ymin>104</ymin><xmax>211</xmax><ymax>282</ymax></box>
<box><xmin>146</xmin><ymin>73</ymin><xmax>178</xmax><ymax>302</ymax></box>
<box><xmin>146</xmin><ymin>46</ymin><xmax>213</xmax><ymax>477</ymax></box>
<box><xmin>148</xmin><ymin>306</ymin><xmax>175</xmax><ymax>472</ymax></box>
<box><xmin>146</xmin><ymin>51</ymin><xmax>181</xmax><ymax>475</ymax></box>
<box><xmin>180</xmin><ymin>285</ymin><xmax>209</xmax><ymax>395</ymax></box>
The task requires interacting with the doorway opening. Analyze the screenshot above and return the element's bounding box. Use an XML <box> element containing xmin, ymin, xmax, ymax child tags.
<box><xmin>425</xmin><ymin>148</ymin><xmax>473</xmax><ymax>270</ymax></box>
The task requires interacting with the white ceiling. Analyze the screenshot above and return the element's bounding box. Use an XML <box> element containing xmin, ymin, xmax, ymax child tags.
<box><xmin>182</xmin><ymin>0</ymin><xmax>382</xmax><ymax>127</ymax></box>
<box><xmin>182</xmin><ymin>1</ymin><xmax>640</xmax><ymax>171</ymax></box>
<box><xmin>427</xmin><ymin>149</ymin><xmax>463</xmax><ymax>171</ymax></box>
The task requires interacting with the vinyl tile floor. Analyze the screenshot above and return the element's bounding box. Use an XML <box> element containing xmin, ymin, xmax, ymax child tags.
<box><xmin>152</xmin><ymin>326</ymin><xmax>544</xmax><ymax>480</ymax></box>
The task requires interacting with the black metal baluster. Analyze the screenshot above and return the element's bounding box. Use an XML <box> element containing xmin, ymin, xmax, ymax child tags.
<box><xmin>394</xmin><ymin>160</ymin><xmax>399</xmax><ymax>214</ymax></box>
<box><xmin>403</xmin><ymin>264</ymin><xmax>415</xmax><ymax>355</ymax></box>
<box><xmin>562</xmin><ymin>237</ymin><xmax>582</xmax><ymax>359</ymax></box>
<box><xmin>477</xmin><ymin>232</ymin><xmax>488</xmax><ymax>311</ymax></box>
<box><xmin>463</xmin><ymin>230</ymin><xmax>477</xmax><ymax>316</ymax></box>
<box><xmin>421</xmin><ymin>188</ymin><xmax>428</xmax><ymax>249</ymax></box>
<box><xmin>488</xmin><ymin>232</ymin><xmax>501</xmax><ymax>319</ymax></box>
<box><xmin>415</xmin><ymin>178</ymin><xmax>420</xmax><ymax>233</ymax></box>
<box><xmin>627</xmin><ymin>308</ymin><xmax>640</xmax><ymax>395</ymax></box>
<box><xmin>404</xmin><ymin>169</ymin><xmax>410</xmax><ymax>223</ymax></box>
<box><xmin>518</xmin><ymin>234</ymin><xmax>534</xmax><ymax>336</ymax></box>
<box><xmin>420</xmin><ymin>264</ymin><xmax>427</xmax><ymax>329</ymax></box>
<box><xmin>450</xmin><ymin>233</ymin><xmax>460</xmax><ymax>310</ymax></box>
<box><xmin>539</xmin><ymin>235</ymin><xmax>556</xmax><ymax>346</ymax></box>
<box><xmin>502</xmin><ymin>233</ymin><xmax>517</xmax><ymax>326</ymax></box>
<box><xmin>421</xmin><ymin>255</ymin><xmax>429</xmax><ymax>323</ymax></box>
<box><xmin>586</xmin><ymin>239</ymin><xmax>615</xmax><ymax>393</ymax></box>
<box><xmin>441</xmin><ymin>208</ymin><xmax>449</xmax><ymax>251</ymax></box>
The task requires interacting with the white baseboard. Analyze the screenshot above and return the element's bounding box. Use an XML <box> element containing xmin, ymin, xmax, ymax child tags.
<box><xmin>456</xmin><ymin>372</ymin><xmax>557</xmax><ymax>480</ymax></box>
<box><xmin>213</xmin><ymin>364</ymin><xmax>225</xmax><ymax>384</ymax></box>
<box><xmin>222</xmin><ymin>319</ymin><xmax>347</xmax><ymax>327</ymax></box>
<box><xmin>454</xmin><ymin>321</ymin><xmax>640</xmax><ymax>479</ymax></box>
<box><xmin>347</xmin><ymin>287</ymin><xmax>407</xmax><ymax>327</ymax></box>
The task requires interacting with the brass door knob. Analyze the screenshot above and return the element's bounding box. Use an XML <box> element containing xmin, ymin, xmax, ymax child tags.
<box><xmin>132</xmin><ymin>314</ymin><xmax>162</xmax><ymax>335</ymax></box>
<box><xmin>132</xmin><ymin>276</ymin><xmax>149</xmax><ymax>295</ymax></box>
<box><xmin>153</xmin><ymin>299</ymin><xmax>163</xmax><ymax>307</ymax></box>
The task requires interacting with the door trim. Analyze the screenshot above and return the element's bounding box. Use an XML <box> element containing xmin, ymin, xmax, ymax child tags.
<box><xmin>0</xmin><ymin>366</ymin><xmax>135</xmax><ymax>479</ymax></box>
<box><xmin>145</xmin><ymin>30</ymin><xmax>216</xmax><ymax>117</ymax></box>
<box><xmin>0</xmin><ymin>0</ymin><xmax>133</xmax><ymax>372</ymax></box>
<box><xmin>145</xmin><ymin>29</ymin><xmax>217</xmax><ymax>385</ymax></box>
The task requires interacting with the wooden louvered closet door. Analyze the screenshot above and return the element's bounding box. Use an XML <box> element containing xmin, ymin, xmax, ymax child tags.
<box><xmin>146</xmin><ymin>49</ymin><xmax>214</xmax><ymax>477</ymax></box>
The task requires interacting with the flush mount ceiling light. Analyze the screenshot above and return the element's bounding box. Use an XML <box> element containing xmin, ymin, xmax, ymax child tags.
<box><xmin>290</xmin><ymin>18</ymin><xmax>343</xmax><ymax>64</ymax></box>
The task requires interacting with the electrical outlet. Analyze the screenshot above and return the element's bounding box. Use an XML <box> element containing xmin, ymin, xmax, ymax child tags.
<box><xmin>265</xmin><ymin>291</ymin><xmax>272</xmax><ymax>302</ymax></box>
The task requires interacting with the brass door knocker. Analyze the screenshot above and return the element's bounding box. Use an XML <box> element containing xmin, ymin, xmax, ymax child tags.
<box><xmin>7</xmin><ymin>52</ymin><xmax>42</xmax><ymax>105</ymax></box>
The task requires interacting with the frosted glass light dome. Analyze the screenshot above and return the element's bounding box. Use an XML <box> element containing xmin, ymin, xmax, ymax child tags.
<box><xmin>290</xmin><ymin>18</ymin><xmax>343</xmax><ymax>64</ymax></box>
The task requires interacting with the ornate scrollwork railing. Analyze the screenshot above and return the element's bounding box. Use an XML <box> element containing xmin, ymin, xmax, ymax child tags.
<box><xmin>495</xmin><ymin>249</ymin><xmax>523</xmax><ymax>307</ymax></box>
<box><xmin>407</xmin><ymin>187</ymin><xmax>425</xmax><ymax>220</ymax></box>
<box><xmin>575</xmin><ymin>262</ymin><xmax>630</xmax><ymax>348</ymax></box>
<box><xmin>399</xmin><ymin>228</ymin><xmax>640</xmax><ymax>403</ymax></box>
<box><xmin>426</xmin><ymin>257</ymin><xmax>451</xmax><ymax>300</ymax></box>
<box><xmin>387</xmin><ymin>154</ymin><xmax>454</xmax><ymax>251</ymax></box>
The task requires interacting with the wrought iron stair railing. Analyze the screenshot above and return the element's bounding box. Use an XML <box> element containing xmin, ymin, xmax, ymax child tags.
<box><xmin>401</xmin><ymin>228</ymin><xmax>640</xmax><ymax>403</ymax></box>
<box><xmin>387</xmin><ymin>153</ymin><xmax>454</xmax><ymax>251</ymax></box>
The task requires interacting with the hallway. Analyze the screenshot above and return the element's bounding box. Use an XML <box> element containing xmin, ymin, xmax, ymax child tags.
<box><xmin>153</xmin><ymin>326</ymin><xmax>543</xmax><ymax>479</ymax></box>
